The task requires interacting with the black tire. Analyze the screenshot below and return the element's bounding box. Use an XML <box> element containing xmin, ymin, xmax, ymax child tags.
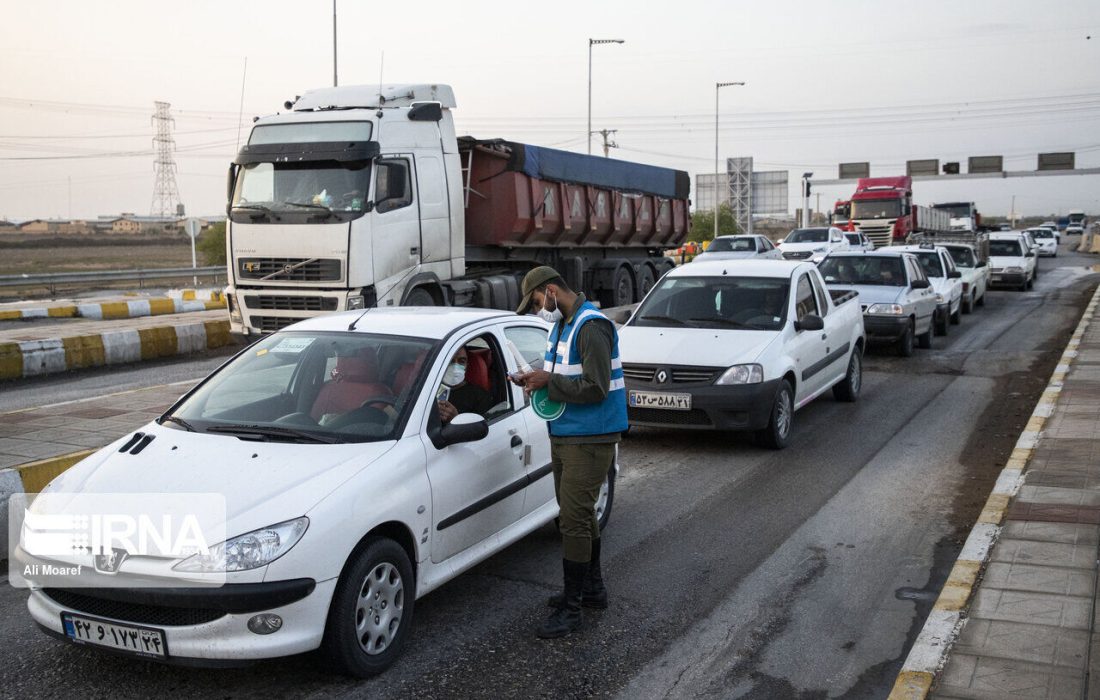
<box><xmin>950</xmin><ymin>303</ymin><xmax>961</xmax><ymax>325</ymax></box>
<box><xmin>321</xmin><ymin>537</ymin><xmax>415</xmax><ymax>678</ymax></box>
<box><xmin>755</xmin><ymin>380</ymin><xmax>793</xmax><ymax>450</ymax></box>
<box><xmin>976</xmin><ymin>291</ymin><xmax>986</xmax><ymax>307</ymax></box>
<box><xmin>403</xmin><ymin>287</ymin><xmax>435</xmax><ymax>306</ymax></box>
<box><xmin>962</xmin><ymin>293</ymin><xmax>973</xmax><ymax>314</ymax></box>
<box><xmin>1026</xmin><ymin>274</ymin><xmax>1034</xmax><ymax>290</ymax></box>
<box><xmin>897</xmin><ymin>320</ymin><xmax>915</xmax><ymax>357</ymax></box>
<box><xmin>832</xmin><ymin>349</ymin><xmax>862</xmax><ymax>402</ymax></box>
<box><xmin>596</xmin><ymin>462</ymin><xmax>616</xmax><ymax>531</ymax></box>
<box><xmin>605</xmin><ymin>265</ymin><xmax>636</xmax><ymax>308</ymax></box>
<box><xmin>934</xmin><ymin>309</ymin><xmax>948</xmax><ymax>337</ymax></box>
<box><xmin>637</xmin><ymin>264</ymin><xmax>658</xmax><ymax>299</ymax></box>
<box><xmin>917</xmin><ymin>320</ymin><xmax>933</xmax><ymax>349</ymax></box>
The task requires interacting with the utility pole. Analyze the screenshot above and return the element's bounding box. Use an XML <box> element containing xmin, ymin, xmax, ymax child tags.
<box><xmin>594</xmin><ymin>129</ymin><xmax>618</xmax><ymax>157</ymax></box>
<box><xmin>333</xmin><ymin>0</ymin><xmax>338</xmax><ymax>86</ymax></box>
<box><xmin>815</xmin><ymin>193</ymin><xmax>821</xmax><ymax>224</ymax></box>
<box><xmin>1010</xmin><ymin>195</ymin><xmax>1017</xmax><ymax>228</ymax></box>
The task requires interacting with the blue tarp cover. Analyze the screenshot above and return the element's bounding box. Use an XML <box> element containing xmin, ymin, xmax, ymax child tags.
<box><xmin>505</xmin><ymin>142</ymin><xmax>689</xmax><ymax>200</ymax></box>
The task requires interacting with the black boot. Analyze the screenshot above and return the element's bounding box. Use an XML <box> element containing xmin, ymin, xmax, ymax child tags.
<box><xmin>547</xmin><ymin>539</ymin><xmax>608</xmax><ymax>609</ymax></box>
<box><xmin>537</xmin><ymin>559</ymin><xmax>586</xmax><ymax>639</ymax></box>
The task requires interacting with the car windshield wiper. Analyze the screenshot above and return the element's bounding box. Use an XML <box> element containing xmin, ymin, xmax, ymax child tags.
<box><xmin>284</xmin><ymin>201</ymin><xmax>334</xmax><ymax>217</ymax></box>
<box><xmin>689</xmin><ymin>317</ymin><xmax>764</xmax><ymax>330</ymax></box>
<box><xmin>233</xmin><ymin>203</ymin><xmax>272</xmax><ymax>212</ymax></box>
<box><xmin>160</xmin><ymin>415</ymin><xmax>198</xmax><ymax>432</ymax></box>
<box><xmin>206</xmin><ymin>424</ymin><xmax>345</xmax><ymax>444</ymax></box>
<box><xmin>637</xmin><ymin>315</ymin><xmax>690</xmax><ymax>326</ymax></box>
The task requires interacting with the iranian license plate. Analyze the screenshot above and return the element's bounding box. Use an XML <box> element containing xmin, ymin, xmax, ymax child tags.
<box><xmin>61</xmin><ymin>612</ymin><xmax>167</xmax><ymax>658</ymax></box>
<box><xmin>629</xmin><ymin>390</ymin><xmax>692</xmax><ymax>410</ymax></box>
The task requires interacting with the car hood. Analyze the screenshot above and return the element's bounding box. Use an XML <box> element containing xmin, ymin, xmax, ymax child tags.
<box><xmin>827</xmin><ymin>284</ymin><xmax>903</xmax><ymax>306</ymax></box>
<box><xmin>619</xmin><ymin>325</ymin><xmax>781</xmax><ymax>367</ymax></box>
<box><xmin>38</xmin><ymin>423</ymin><xmax>397</xmax><ymax>540</ymax></box>
<box><xmin>693</xmin><ymin>251</ymin><xmax>759</xmax><ymax>261</ymax></box>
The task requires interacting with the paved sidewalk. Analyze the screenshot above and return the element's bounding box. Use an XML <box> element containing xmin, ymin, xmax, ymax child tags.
<box><xmin>893</xmin><ymin>286</ymin><xmax>1100</xmax><ymax>698</ymax></box>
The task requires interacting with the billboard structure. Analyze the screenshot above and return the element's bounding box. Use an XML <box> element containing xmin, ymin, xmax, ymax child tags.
<box><xmin>749</xmin><ymin>171</ymin><xmax>789</xmax><ymax>216</ymax></box>
<box><xmin>694</xmin><ymin>161</ymin><xmax>789</xmax><ymax>235</ymax></box>
<box><xmin>727</xmin><ymin>157</ymin><xmax>753</xmax><ymax>235</ymax></box>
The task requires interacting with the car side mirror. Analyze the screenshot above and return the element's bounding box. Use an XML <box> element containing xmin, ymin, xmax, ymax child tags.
<box><xmin>976</xmin><ymin>261</ymin><xmax>987</xmax><ymax>268</ymax></box>
<box><xmin>777</xmin><ymin>238</ymin><xmax>785</xmax><ymax>245</ymax></box>
<box><xmin>1026</xmin><ymin>251</ymin><xmax>1036</xmax><ymax>258</ymax></box>
<box><xmin>911</xmin><ymin>279</ymin><xmax>930</xmax><ymax>289</ymax></box>
<box><xmin>429</xmin><ymin>413</ymin><xmax>488</xmax><ymax>449</ymax></box>
<box><xmin>948</xmin><ymin>270</ymin><xmax>962</xmax><ymax>279</ymax></box>
<box><xmin>794</xmin><ymin>314</ymin><xmax>825</xmax><ymax>332</ymax></box>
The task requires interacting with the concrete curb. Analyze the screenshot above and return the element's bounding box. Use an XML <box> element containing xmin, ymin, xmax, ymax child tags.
<box><xmin>887</xmin><ymin>284</ymin><xmax>1100</xmax><ymax>699</ymax></box>
<box><xmin>0</xmin><ymin>290</ymin><xmax>224</xmax><ymax>322</ymax></box>
<box><xmin>0</xmin><ymin>450</ymin><xmax>98</xmax><ymax>560</ymax></box>
<box><xmin>0</xmin><ymin>317</ymin><xmax>234</xmax><ymax>381</ymax></box>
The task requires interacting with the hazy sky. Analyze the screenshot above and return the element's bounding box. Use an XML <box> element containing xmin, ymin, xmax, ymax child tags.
<box><xmin>1</xmin><ymin>0</ymin><xmax>1098</xmax><ymax>221</ymax></box>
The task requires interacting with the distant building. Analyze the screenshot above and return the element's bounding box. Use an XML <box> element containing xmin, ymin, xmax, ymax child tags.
<box><xmin>0</xmin><ymin>220</ymin><xmax>18</xmax><ymax>233</ymax></box>
<box><xmin>18</xmin><ymin>219</ymin><xmax>67</xmax><ymax>234</ymax></box>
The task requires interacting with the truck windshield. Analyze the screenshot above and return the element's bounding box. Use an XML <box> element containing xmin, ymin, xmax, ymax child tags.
<box><xmin>232</xmin><ymin>161</ymin><xmax>370</xmax><ymax>214</ymax></box>
<box><xmin>631</xmin><ymin>276</ymin><xmax>789</xmax><ymax>331</ymax></box>
<box><xmin>785</xmin><ymin>228</ymin><xmax>829</xmax><ymax>243</ymax></box>
<box><xmin>163</xmin><ymin>331</ymin><xmax>436</xmax><ymax>444</ymax></box>
<box><xmin>945</xmin><ymin>247</ymin><xmax>976</xmax><ymax>267</ymax></box>
<box><xmin>1069</xmin><ymin>214</ymin><xmax>1085</xmax><ymax>224</ymax></box>
<box><xmin>913</xmin><ymin>252</ymin><xmax>945</xmax><ymax>278</ymax></box>
<box><xmin>851</xmin><ymin>199</ymin><xmax>901</xmax><ymax>219</ymax></box>
<box><xmin>819</xmin><ymin>256</ymin><xmax>906</xmax><ymax>286</ymax></box>
<box><xmin>707</xmin><ymin>237</ymin><xmax>754</xmax><ymax>252</ymax></box>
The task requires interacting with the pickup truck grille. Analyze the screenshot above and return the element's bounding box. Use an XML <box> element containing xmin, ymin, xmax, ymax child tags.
<box><xmin>243</xmin><ymin>295</ymin><xmax>338</xmax><ymax>312</ymax></box>
<box><xmin>782</xmin><ymin>251</ymin><xmax>813</xmax><ymax>260</ymax></box>
<box><xmin>238</xmin><ymin>258</ymin><xmax>342</xmax><ymax>281</ymax></box>
<box><xmin>622</xmin><ymin>364</ymin><xmax>723</xmax><ymax>384</ymax></box>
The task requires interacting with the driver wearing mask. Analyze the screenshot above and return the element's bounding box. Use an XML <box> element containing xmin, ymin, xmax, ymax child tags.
<box><xmin>437</xmin><ymin>345</ymin><xmax>494</xmax><ymax>424</ymax></box>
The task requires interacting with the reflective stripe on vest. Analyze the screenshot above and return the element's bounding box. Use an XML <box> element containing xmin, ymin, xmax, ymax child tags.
<box><xmin>543</xmin><ymin>301</ymin><xmax>628</xmax><ymax>437</ymax></box>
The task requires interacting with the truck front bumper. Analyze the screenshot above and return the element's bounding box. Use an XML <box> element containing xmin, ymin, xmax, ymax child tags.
<box><xmin>626</xmin><ymin>378</ymin><xmax>781</xmax><ymax>432</ymax></box>
<box><xmin>863</xmin><ymin>315</ymin><xmax>910</xmax><ymax>342</ymax></box>
<box><xmin>227</xmin><ymin>287</ymin><xmax>373</xmax><ymax>335</ymax></box>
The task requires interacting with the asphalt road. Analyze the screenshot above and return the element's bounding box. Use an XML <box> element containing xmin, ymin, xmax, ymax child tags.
<box><xmin>0</xmin><ymin>241</ymin><xmax>1096</xmax><ymax>699</ymax></box>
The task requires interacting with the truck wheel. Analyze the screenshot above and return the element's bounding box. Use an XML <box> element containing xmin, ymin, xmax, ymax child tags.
<box><xmin>897</xmin><ymin>321</ymin><xmax>915</xmax><ymax>357</ymax></box>
<box><xmin>832</xmin><ymin>349</ymin><xmax>862</xmax><ymax>402</ymax></box>
<box><xmin>638</xmin><ymin>265</ymin><xmax>658</xmax><ymax>299</ymax></box>
<box><xmin>321</xmin><ymin>537</ymin><xmax>415</xmax><ymax>678</ymax></box>
<box><xmin>755</xmin><ymin>380</ymin><xmax>793</xmax><ymax>450</ymax></box>
<box><xmin>403</xmin><ymin>287</ymin><xmax>435</xmax><ymax>306</ymax></box>
<box><xmin>917</xmin><ymin>321</ymin><xmax>933</xmax><ymax>349</ymax></box>
<box><xmin>600</xmin><ymin>265</ymin><xmax>636</xmax><ymax>309</ymax></box>
<box><xmin>950</xmin><ymin>303</ymin><xmax>961</xmax><ymax>325</ymax></box>
<box><xmin>934</xmin><ymin>310</ymin><xmax>948</xmax><ymax>337</ymax></box>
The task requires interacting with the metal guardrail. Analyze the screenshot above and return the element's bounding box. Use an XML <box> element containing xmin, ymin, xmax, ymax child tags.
<box><xmin>0</xmin><ymin>266</ymin><xmax>225</xmax><ymax>289</ymax></box>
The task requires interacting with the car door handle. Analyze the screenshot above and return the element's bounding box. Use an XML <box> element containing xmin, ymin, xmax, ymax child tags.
<box><xmin>511</xmin><ymin>435</ymin><xmax>523</xmax><ymax>448</ymax></box>
<box><xmin>821</xmin><ymin>333</ymin><xmax>827</xmax><ymax>340</ymax></box>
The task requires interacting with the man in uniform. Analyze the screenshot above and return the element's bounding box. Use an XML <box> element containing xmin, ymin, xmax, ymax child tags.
<box><xmin>513</xmin><ymin>266</ymin><xmax>627</xmax><ymax>639</ymax></box>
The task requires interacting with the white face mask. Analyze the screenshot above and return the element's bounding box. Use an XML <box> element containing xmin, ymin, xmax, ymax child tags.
<box><xmin>443</xmin><ymin>362</ymin><xmax>466</xmax><ymax>387</ymax></box>
<box><xmin>538</xmin><ymin>308</ymin><xmax>563</xmax><ymax>324</ymax></box>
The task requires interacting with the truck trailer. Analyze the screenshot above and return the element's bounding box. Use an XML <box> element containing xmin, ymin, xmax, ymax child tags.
<box><xmin>224</xmin><ymin>84</ymin><xmax>690</xmax><ymax>335</ymax></box>
<box><xmin>844</xmin><ymin>176</ymin><xmax>951</xmax><ymax>247</ymax></box>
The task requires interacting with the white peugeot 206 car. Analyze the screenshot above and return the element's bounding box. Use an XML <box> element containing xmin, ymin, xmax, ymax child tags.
<box><xmin>16</xmin><ymin>308</ymin><xmax>617</xmax><ymax>677</ymax></box>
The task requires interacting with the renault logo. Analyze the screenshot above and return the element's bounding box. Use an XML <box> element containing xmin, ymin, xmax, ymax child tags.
<box><xmin>656</xmin><ymin>369</ymin><xmax>669</xmax><ymax>384</ymax></box>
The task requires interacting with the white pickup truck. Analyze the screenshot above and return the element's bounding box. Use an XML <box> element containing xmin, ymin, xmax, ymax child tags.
<box><xmin>619</xmin><ymin>260</ymin><xmax>866</xmax><ymax>448</ymax></box>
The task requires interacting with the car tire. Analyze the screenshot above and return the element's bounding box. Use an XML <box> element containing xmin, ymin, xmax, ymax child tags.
<box><xmin>832</xmin><ymin>349</ymin><xmax>862</xmax><ymax>402</ymax></box>
<box><xmin>1027</xmin><ymin>274</ymin><xmax>1034</xmax><ymax>290</ymax></box>
<box><xmin>321</xmin><ymin>537</ymin><xmax>415</xmax><ymax>678</ymax></box>
<box><xmin>934</xmin><ymin>310</ymin><xmax>948</xmax><ymax>337</ymax></box>
<box><xmin>962</xmin><ymin>293</ymin><xmax>973</xmax><ymax>314</ymax></box>
<box><xmin>755</xmin><ymin>380</ymin><xmax>793</xmax><ymax>450</ymax></box>
<box><xmin>403</xmin><ymin>287</ymin><xmax>435</xmax><ymax>306</ymax></box>
<box><xmin>897</xmin><ymin>321</ymin><xmax>915</xmax><ymax>357</ymax></box>
<box><xmin>976</xmin><ymin>292</ymin><xmax>986</xmax><ymax>307</ymax></box>
<box><xmin>917</xmin><ymin>321</ymin><xmax>933</xmax><ymax>349</ymax></box>
<box><xmin>950</xmin><ymin>303</ymin><xmax>961</xmax><ymax>325</ymax></box>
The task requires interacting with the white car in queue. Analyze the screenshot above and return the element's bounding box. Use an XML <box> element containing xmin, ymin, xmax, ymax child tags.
<box><xmin>16</xmin><ymin>308</ymin><xmax>617</xmax><ymax>677</ymax></box>
<box><xmin>619</xmin><ymin>259</ymin><xmax>865</xmax><ymax>448</ymax></box>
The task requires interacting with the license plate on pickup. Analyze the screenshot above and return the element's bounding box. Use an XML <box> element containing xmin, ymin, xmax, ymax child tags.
<box><xmin>628</xmin><ymin>390</ymin><xmax>692</xmax><ymax>411</ymax></box>
<box><xmin>61</xmin><ymin>612</ymin><xmax>167</xmax><ymax>658</ymax></box>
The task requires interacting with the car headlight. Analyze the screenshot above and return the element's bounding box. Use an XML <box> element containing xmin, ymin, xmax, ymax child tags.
<box><xmin>715</xmin><ymin>364</ymin><xmax>764</xmax><ymax>385</ymax></box>
<box><xmin>934</xmin><ymin>293</ymin><xmax>945</xmax><ymax>303</ymax></box>
<box><xmin>173</xmin><ymin>517</ymin><xmax>308</xmax><ymax>573</ymax></box>
<box><xmin>866</xmin><ymin>303</ymin><xmax>904</xmax><ymax>315</ymax></box>
<box><xmin>347</xmin><ymin>294</ymin><xmax>366</xmax><ymax>310</ymax></box>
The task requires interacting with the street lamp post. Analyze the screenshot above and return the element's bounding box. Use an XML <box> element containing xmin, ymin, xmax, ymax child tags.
<box><xmin>588</xmin><ymin>39</ymin><xmax>624</xmax><ymax>155</ymax></box>
<box><xmin>715</xmin><ymin>81</ymin><xmax>745</xmax><ymax>239</ymax></box>
<box><xmin>801</xmin><ymin>172</ymin><xmax>814</xmax><ymax>228</ymax></box>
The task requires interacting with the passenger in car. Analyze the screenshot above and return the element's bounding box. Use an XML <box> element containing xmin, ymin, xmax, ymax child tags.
<box><xmin>437</xmin><ymin>345</ymin><xmax>494</xmax><ymax>424</ymax></box>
